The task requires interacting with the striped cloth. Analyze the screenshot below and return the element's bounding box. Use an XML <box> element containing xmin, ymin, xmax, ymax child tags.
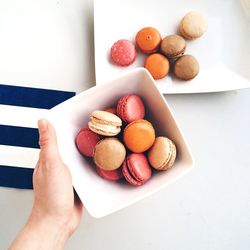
<box><xmin>0</xmin><ymin>84</ymin><xmax>75</xmax><ymax>189</ymax></box>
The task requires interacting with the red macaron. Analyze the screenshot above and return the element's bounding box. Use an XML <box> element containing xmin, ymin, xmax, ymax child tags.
<box><xmin>96</xmin><ymin>166</ymin><xmax>123</xmax><ymax>181</ymax></box>
<box><xmin>76</xmin><ymin>128</ymin><xmax>101</xmax><ymax>157</ymax></box>
<box><xmin>122</xmin><ymin>153</ymin><xmax>152</xmax><ymax>186</ymax></box>
<box><xmin>111</xmin><ymin>39</ymin><xmax>136</xmax><ymax>66</ymax></box>
<box><xmin>117</xmin><ymin>94</ymin><xmax>145</xmax><ymax>123</ymax></box>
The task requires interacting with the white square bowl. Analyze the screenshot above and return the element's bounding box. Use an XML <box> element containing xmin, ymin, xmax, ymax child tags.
<box><xmin>46</xmin><ymin>68</ymin><xmax>194</xmax><ymax>218</ymax></box>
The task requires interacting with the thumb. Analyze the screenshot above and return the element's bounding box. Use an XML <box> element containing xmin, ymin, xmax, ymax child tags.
<box><xmin>38</xmin><ymin>119</ymin><xmax>60</xmax><ymax>162</ymax></box>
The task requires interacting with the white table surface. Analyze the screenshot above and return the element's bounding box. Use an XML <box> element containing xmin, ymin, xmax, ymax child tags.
<box><xmin>1</xmin><ymin>1</ymin><xmax>250</xmax><ymax>249</ymax></box>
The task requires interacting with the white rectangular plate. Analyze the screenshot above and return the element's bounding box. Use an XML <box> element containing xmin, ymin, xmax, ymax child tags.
<box><xmin>94</xmin><ymin>0</ymin><xmax>250</xmax><ymax>94</ymax></box>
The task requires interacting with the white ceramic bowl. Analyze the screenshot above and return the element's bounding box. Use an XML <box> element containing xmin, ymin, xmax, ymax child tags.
<box><xmin>46</xmin><ymin>68</ymin><xmax>194</xmax><ymax>218</ymax></box>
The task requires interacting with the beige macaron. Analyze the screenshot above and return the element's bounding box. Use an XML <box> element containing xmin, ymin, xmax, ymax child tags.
<box><xmin>88</xmin><ymin>110</ymin><xmax>122</xmax><ymax>136</ymax></box>
<box><xmin>179</xmin><ymin>11</ymin><xmax>208</xmax><ymax>39</ymax></box>
<box><xmin>93</xmin><ymin>138</ymin><xmax>126</xmax><ymax>171</ymax></box>
<box><xmin>148</xmin><ymin>137</ymin><xmax>176</xmax><ymax>171</ymax></box>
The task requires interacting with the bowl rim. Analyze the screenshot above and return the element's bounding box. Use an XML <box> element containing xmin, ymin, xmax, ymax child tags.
<box><xmin>48</xmin><ymin>67</ymin><xmax>195</xmax><ymax>218</ymax></box>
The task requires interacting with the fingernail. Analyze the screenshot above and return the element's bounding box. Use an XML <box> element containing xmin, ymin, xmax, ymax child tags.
<box><xmin>38</xmin><ymin>119</ymin><xmax>48</xmax><ymax>132</ymax></box>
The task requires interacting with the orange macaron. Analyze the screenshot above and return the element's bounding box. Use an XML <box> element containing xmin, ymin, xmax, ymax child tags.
<box><xmin>144</xmin><ymin>53</ymin><xmax>170</xmax><ymax>80</ymax></box>
<box><xmin>136</xmin><ymin>27</ymin><xmax>161</xmax><ymax>54</ymax></box>
<box><xmin>123</xmin><ymin>119</ymin><xmax>155</xmax><ymax>153</ymax></box>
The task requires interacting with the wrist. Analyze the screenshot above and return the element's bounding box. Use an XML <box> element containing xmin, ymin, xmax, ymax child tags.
<box><xmin>26</xmin><ymin>214</ymin><xmax>70</xmax><ymax>250</ymax></box>
<box><xmin>9</xmin><ymin>215</ymin><xmax>70</xmax><ymax>250</ymax></box>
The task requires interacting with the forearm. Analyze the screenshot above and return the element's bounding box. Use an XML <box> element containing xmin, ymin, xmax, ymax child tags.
<box><xmin>9</xmin><ymin>216</ymin><xmax>69</xmax><ymax>250</ymax></box>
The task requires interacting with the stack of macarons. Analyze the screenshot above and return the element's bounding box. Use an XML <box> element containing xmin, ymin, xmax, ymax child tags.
<box><xmin>110</xmin><ymin>11</ymin><xmax>207</xmax><ymax>81</ymax></box>
<box><xmin>75</xmin><ymin>94</ymin><xmax>177</xmax><ymax>186</ymax></box>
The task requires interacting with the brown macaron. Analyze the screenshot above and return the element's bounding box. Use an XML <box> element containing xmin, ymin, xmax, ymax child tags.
<box><xmin>93</xmin><ymin>138</ymin><xmax>126</xmax><ymax>171</ymax></box>
<box><xmin>148</xmin><ymin>137</ymin><xmax>176</xmax><ymax>171</ymax></box>
<box><xmin>174</xmin><ymin>55</ymin><xmax>199</xmax><ymax>80</ymax></box>
<box><xmin>160</xmin><ymin>35</ymin><xmax>186</xmax><ymax>59</ymax></box>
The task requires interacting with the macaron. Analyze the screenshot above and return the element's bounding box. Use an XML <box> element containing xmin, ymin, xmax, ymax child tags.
<box><xmin>93</xmin><ymin>138</ymin><xmax>126</xmax><ymax>171</ymax></box>
<box><xmin>111</xmin><ymin>39</ymin><xmax>136</xmax><ymax>66</ymax></box>
<box><xmin>148</xmin><ymin>137</ymin><xmax>176</xmax><ymax>171</ymax></box>
<box><xmin>160</xmin><ymin>35</ymin><xmax>186</xmax><ymax>59</ymax></box>
<box><xmin>174</xmin><ymin>55</ymin><xmax>199</xmax><ymax>80</ymax></box>
<box><xmin>96</xmin><ymin>166</ymin><xmax>123</xmax><ymax>181</ymax></box>
<box><xmin>104</xmin><ymin>107</ymin><xmax>117</xmax><ymax>115</ymax></box>
<box><xmin>117</xmin><ymin>94</ymin><xmax>145</xmax><ymax>123</ymax></box>
<box><xmin>136</xmin><ymin>27</ymin><xmax>161</xmax><ymax>54</ymax></box>
<box><xmin>179</xmin><ymin>11</ymin><xmax>208</xmax><ymax>39</ymax></box>
<box><xmin>122</xmin><ymin>153</ymin><xmax>152</xmax><ymax>186</ymax></box>
<box><xmin>144</xmin><ymin>53</ymin><xmax>170</xmax><ymax>80</ymax></box>
<box><xmin>75</xmin><ymin>128</ymin><xmax>101</xmax><ymax>157</ymax></box>
<box><xmin>88</xmin><ymin>110</ymin><xmax>122</xmax><ymax>136</ymax></box>
<box><xmin>123</xmin><ymin>119</ymin><xmax>155</xmax><ymax>153</ymax></box>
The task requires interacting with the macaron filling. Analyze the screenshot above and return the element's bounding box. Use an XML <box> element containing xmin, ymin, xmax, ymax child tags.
<box><xmin>88</xmin><ymin>121</ymin><xmax>121</xmax><ymax>134</ymax></box>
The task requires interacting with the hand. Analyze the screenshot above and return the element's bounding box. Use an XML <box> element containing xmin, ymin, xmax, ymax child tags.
<box><xmin>9</xmin><ymin>119</ymin><xmax>83</xmax><ymax>250</ymax></box>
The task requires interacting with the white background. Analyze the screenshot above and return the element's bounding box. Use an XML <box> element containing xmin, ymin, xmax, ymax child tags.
<box><xmin>1</xmin><ymin>0</ymin><xmax>250</xmax><ymax>249</ymax></box>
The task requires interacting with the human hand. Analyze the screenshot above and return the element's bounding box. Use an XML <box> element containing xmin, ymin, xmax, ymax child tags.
<box><xmin>9</xmin><ymin>119</ymin><xmax>83</xmax><ymax>250</ymax></box>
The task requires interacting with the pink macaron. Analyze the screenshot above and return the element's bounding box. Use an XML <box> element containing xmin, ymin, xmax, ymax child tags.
<box><xmin>122</xmin><ymin>153</ymin><xmax>152</xmax><ymax>186</ymax></box>
<box><xmin>96</xmin><ymin>166</ymin><xmax>123</xmax><ymax>181</ymax></box>
<box><xmin>76</xmin><ymin>128</ymin><xmax>101</xmax><ymax>157</ymax></box>
<box><xmin>111</xmin><ymin>39</ymin><xmax>136</xmax><ymax>66</ymax></box>
<box><xmin>117</xmin><ymin>94</ymin><xmax>145</xmax><ymax>123</ymax></box>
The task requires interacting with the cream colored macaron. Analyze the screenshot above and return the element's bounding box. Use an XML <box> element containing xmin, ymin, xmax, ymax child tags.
<box><xmin>179</xmin><ymin>11</ymin><xmax>208</xmax><ymax>39</ymax></box>
<box><xmin>88</xmin><ymin>110</ymin><xmax>122</xmax><ymax>136</ymax></box>
<box><xmin>148</xmin><ymin>137</ymin><xmax>176</xmax><ymax>171</ymax></box>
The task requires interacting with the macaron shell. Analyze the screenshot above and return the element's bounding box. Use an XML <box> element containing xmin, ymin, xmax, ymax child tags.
<box><xmin>179</xmin><ymin>23</ymin><xmax>192</xmax><ymax>39</ymax></box>
<box><xmin>122</xmin><ymin>160</ymin><xmax>143</xmax><ymax>186</ymax></box>
<box><xmin>111</xmin><ymin>39</ymin><xmax>136</xmax><ymax>66</ymax></box>
<box><xmin>96</xmin><ymin>166</ymin><xmax>123</xmax><ymax>181</ymax></box>
<box><xmin>144</xmin><ymin>53</ymin><xmax>170</xmax><ymax>80</ymax></box>
<box><xmin>94</xmin><ymin>138</ymin><xmax>126</xmax><ymax>171</ymax></box>
<box><xmin>174</xmin><ymin>55</ymin><xmax>199</xmax><ymax>80</ymax></box>
<box><xmin>91</xmin><ymin>110</ymin><xmax>122</xmax><ymax>126</ymax></box>
<box><xmin>117</xmin><ymin>95</ymin><xmax>145</xmax><ymax>123</ymax></box>
<box><xmin>148</xmin><ymin>137</ymin><xmax>177</xmax><ymax>171</ymax></box>
<box><xmin>160</xmin><ymin>35</ymin><xmax>186</xmax><ymax>59</ymax></box>
<box><xmin>76</xmin><ymin>128</ymin><xmax>101</xmax><ymax>157</ymax></box>
<box><xmin>179</xmin><ymin>11</ymin><xmax>208</xmax><ymax>39</ymax></box>
<box><xmin>136</xmin><ymin>27</ymin><xmax>161</xmax><ymax>54</ymax></box>
<box><xmin>127</xmin><ymin>153</ymin><xmax>152</xmax><ymax>183</ymax></box>
<box><xmin>123</xmin><ymin>119</ymin><xmax>155</xmax><ymax>153</ymax></box>
<box><xmin>88</xmin><ymin>121</ymin><xmax>121</xmax><ymax>136</ymax></box>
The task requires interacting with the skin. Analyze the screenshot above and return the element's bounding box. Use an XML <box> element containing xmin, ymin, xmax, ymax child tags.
<box><xmin>9</xmin><ymin>119</ymin><xmax>83</xmax><ymax>250</ymax></box>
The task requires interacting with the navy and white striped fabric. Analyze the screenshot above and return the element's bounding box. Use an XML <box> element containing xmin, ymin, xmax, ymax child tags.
<box><xmin>0</xmin><ymin>84</ymin><xmax>75</xmax><ymax>189</ymax></box>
